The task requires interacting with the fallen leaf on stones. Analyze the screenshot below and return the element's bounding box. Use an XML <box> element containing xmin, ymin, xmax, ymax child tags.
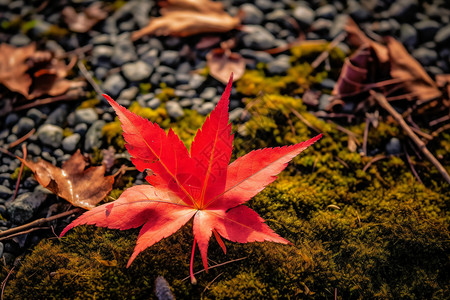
<box><xmin>62</xmin><ymin>2</ymin><xmax>108</xmax><ymax>33</ymax></box>
<box><xmin>18</xmin><ymin>150</ymin><xmax>114</xmax><ymax>210</ymax></box>
<box><xmin>207</xmin><ymin>48</ymin><xmax>245</xmax><ymax>84</ymax></box>
<box><xmin>132</xmin><ymin>0</ymin><xmax>240</xmax><ymax>40</ymax></box>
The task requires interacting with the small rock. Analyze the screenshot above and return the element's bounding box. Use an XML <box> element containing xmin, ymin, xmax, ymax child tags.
<box><xmin>319</xmin><ymin>94</ymin><xmax>332</xmax><ymax>110</ymax></box>
<box><xmin>148</xmin><ymin>98</ymin><xmax>161</xmax><ymax>109</ymax></box>
<box><xmin>316</xmin><ymin>4</ymin><xmax>337</xmax><ymax>20</ymax></box>
<box><xmin>84</xmin><ymin>120</ymin><xmax>105</xmax><ymax>152</ymax></box>
<box><xmin>5</xmin><ymin>113</ymin><xmax>18</xmax><ymax>128</ymax></box>
<box><xmin>6</xmin><ymin>134</ymin><xmax>17</xmax><ymax>144</ymax></box>
<box><xmin>0</xmin><ymin>186</ymin><xmax>12</xmax><ymax>200</ymax></box>
<box><xmin>0</xmin><ymin>242</ymin><xmax>3</xmax><ymax>258</ymax></box>
<box><xmin>9</xmin><ymin>33</ymin><xmax>31</xmax><ymax>47</ymax></box>
<box><xmin>27</xmin><ymin>143</ymin><xmax>41</xmax><ymax>156</ymax></box>
<box><xmin>45</xmin><ymin>104</ymin><xmax>68</xmax><ymax>127</ymax></box>
<box><xmin>103</xmin><ymin>74</ymin><xmax>126</xmax><ymax>98</ymax></box>
<box><xmin>166</xmin><ymin>101</ymin><xmax>184</xmax><ymax>118</ymax></box>
<box><xmin>347</xmin><ymin>1</ymin><xmax>371</xmax><ymax>22</ymax></box>
<box><xmin>200</xmin><ymin>87</ymin><xmax>217</xmax><ymax>101</ymax></box>
<box><xmin>386</xmin><ymin>137</ymin><xmax>401</xmax><ymax>155</ymax></box>
<box><xmin>241</xmin><ymin>3</ymin><xmax>264</xmax><ymax>24</ymax></box>
<box><xmin>189</xmin><ymin>74</ymin><xmax>206</xmax><ymax>89</ymax></box>
<box><xmin>74</xmin><ymin>108</ymin><xmax>99</xmax><ymax>125</ymax></box>
<box><xmin>62</xmin><ymin>134</ymin><xmax>81</xmax><ymax>152</ymax></box>
<box><xmin>292</xmin><ymin>5</ymin><xmax>315</xmax><ymax>27</ymax></box>
<box><xmin>91</xmin><ymin>34</ymin><xmax>111</xmax><ymax>45</ymax></box>
<box><xmin>175</xmin><ymin>73</ymin><xmax>190</xmax><ymax>85</ymax></box>
<box><xmin>122</xmin><ymin>60</ymin><xmax>153</xmax><ymax>82</ymax></box>
<box><xmin>179</xmin><ymin>98</ymin><xmax>193</xmax><ymax>108</ymax></box>
<box><xmin>161</xmin><ymin>74</ymin><xmax>176</xmax><ymax>86</ymax></box>
<box><xmin>255</xmin><ymin>0</ymin><xmax>273</xmax><ymax>12</ymax></box>
<box><xmin>387</xmin><ymin>0</ymin><xmax>418</xmax><ymax>21</ymax></box>
<box><xmin>412</xmin><ymin>47</ymin><xmax>438</xmax><ymax>66</ymax></box>
<box><xmin>26</xmin><ymin>108</ymin><xmax>45</xmax><ymax>124</ymax></box>
<box><xmin>160</xmin><ymin>50</ymin><xmax>180</xmax><ymax>67</ymax></box>
<box><xmin>118</xmin><ymin>86</ymin><xmax>139</xmax><ymax>100</ymax></box>
<box><xmin>435</xmin><ymin>25</ymin><xmax>450</xmax><ymax>45</ymax></box>
<box><xmin>141</xmin><ymin>49</ymin><xmax>160</xmax><ymax>66</ymax></box>
<box><xmin>41</xmin><ymin>151</ymin><xmax>56</xmax><ymax>165</ymax></box>
<box><xmin>240</xmin><ymin>49</ymin><xmax>274</xmax><ymax>63</ymax></box>
<box><xmin>196</xmin><ymin>102</ymin><xmax>215</xmax><ymax>116</ymax></box>
<box><xmin>111</xmin><ymin>34</ymin><xmax>137</xmax><ymax>66</ymax></box>
<box><xmin>321</xmin><ymin>79</ymin><xmax>336</xmax><ymax>90</ymax></box>
<box><xmin>267</xmin><ymin>55</ymin><xmax>290</xmax><ymax>75</ymax></box>
<box><xmin>229</xmin><ymin>107</ymin><xmax>244</xmax><ymax>122</ymax></box>
<box><xmin>400</xmin><ymin>24</ymin><xmax>418</xmax><ymax>48</ymax></box>
<box><xmin>6</xmin><ymin>191</ymin><xmax>48</xmax><ymax>224</ymax></box>
<box><xmin>37</xmin><ymin>124</ymin><xmax>63</xmax><ymax>148</ymax></box>
<box><xmin>92</xmin><ymin>45</ymin><xmax>113</xmax><ymax>68</ymax></box>
<box><xmin>311</xmin><ymin>18</ymin><xmax>333</xmax><ymax>36</ymax></box>
<box><xmin>415</xmin><ymin>20</ymin><xmax>440</xmax><ymax>42</ymax></box>
<box><xmin>12</xmin><ymin>117</ymin><xmax>35</xmax><ymax>136</ymax></box>
<box><xmin>242</xmin><ymin>25</ymin><xmax>277</xmax><ymax>50</ymax></box>
<box><xmin>102</xmin><ymin>113</ymin><xmax>114</xmax><ymax>122</ymax></box>
<box><xmin>74</xmin><ymin>123</ymin><xmax>88</xmax><ymax>137</ymax></box>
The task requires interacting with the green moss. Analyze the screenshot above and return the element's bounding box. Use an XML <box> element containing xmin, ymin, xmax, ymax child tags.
<box><xmin>139</xmin><ymin>83</ymin><xmax>152</xmax><ymax>94</ymax></box>
<box><xmin>77</xmin><ymin>98</ymin><xmax>100</xmax><ymax>109</ymax></box>
<box><xmin>155</xmin><ymin>87</ymin><xmax>176</xmax><ymax>102</ymax></box>
<box><xmin>171</xmin><ymin>110</ymin><xmax>206</xmax><ymax>148</ymax></box>
<box><xmin>10</xmin><ymin>165</ymin><xmax>31</xmax><ymax>181</ymax></box>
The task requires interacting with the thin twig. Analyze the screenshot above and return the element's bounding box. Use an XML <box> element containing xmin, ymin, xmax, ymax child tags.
<box><xmin>77</xmin><ymin>60</ymin><xmax>104</xmax><ymax>97</ymax></box>
<box><xmin>181</xmin><ymin>257</ymin><xmax>247</xmax><ymax>282</ymax></box>
<box><xmin>7</xmin><ymin>129</ymin><xmax>35</xmax><ymax>149</ymax></box>
<box><xmin>12</xmin><ymin>144</ymin><xmax>27</xmax><ymax>201</ymax></box>
<box><xmin>362</xmin><ymin>117</ymin><xmax>370</xmax><ymax>156</ymax></box>
<box><xmin>311</xmin><ymin>32</ymin><xmax>347</xmax><ymax>69</ymax></box>
<box><xmin>429</xmin><ymin>114</ymin><xmax>450</xmax><ymax>127</ymax></box>
<box><xmin>431</xmin><ymin>123</ymin><xmax>450</xmax><ymax>138</ymax></box>
<box><xmin>201</xmin><ymin>272</ymin><xmax>224</xmax><ymax>298</ymax></box>
<box><xmin>0</xmin><ymin>208</ymin><xmax>82</xmax><ymax>238</ymax></box>
<box><xmin>13</xmin><ymin>91</ymin><xmax>84</xmax><ymax>111</ymax></box>
<box><xmin>0</xmin><ymin>227</ymin><xmax>50</xmax><ymax>242</ymax></box>
<box><xmin>1</xmin><ymin>266</ymin><xmax>15</xmax><ymax>300</ymax></box>
<box><xmin>290</xmin><ymin>108</ymin><xmax>322</xmax><ymax>134</ymax></box>
<box><xmin>362</xmin><ymin>154</ymin><xmax>387</xmax><ymax>172</ymax></box>
<box><xmin>371</xmin><ymin>91</ymin><xmax>450</xmax><ymax>184</ymax></box>
<box><xmin>404</xmin><ymin>146</ymin><xmax>423</xmax><ymax>184</ymax></box>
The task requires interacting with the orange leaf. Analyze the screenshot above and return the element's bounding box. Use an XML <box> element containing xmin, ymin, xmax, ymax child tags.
<box><xmin>19</xmin><ymin>150</ymin><xmax>114</xmax><ymax>210</ymax></box>
<box><xmin>206</xmin><ymin>49</ymin><xmax>245</xmax><ymax>84</ymax></box>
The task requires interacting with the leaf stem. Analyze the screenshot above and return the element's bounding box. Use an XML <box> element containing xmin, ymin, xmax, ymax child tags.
<box><xmin>190</xmin><ymin>239</ymin><xmax>197</xmax><ymax>285</ymax></box>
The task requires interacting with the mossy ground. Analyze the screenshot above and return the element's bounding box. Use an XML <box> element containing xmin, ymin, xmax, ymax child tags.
<box><xmin>2</xmin><ymin>44</ymin><xmax>449</xmax><ymax>299</ymax></box>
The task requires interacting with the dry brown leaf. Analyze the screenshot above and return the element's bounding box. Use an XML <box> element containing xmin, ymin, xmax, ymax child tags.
<box><xmin>132</xmin><ymin>0</ymin><xmax>240</xmax><ymax>40</ymax></box>
<box><xmin>62</xmin><ymin>2</ymin><xmax>108</xmax><ymax>33</ymax></box>
<box><xmin>206</xmin><ymin>48</ymin><xmax>245</xmax><ymax>84</ymax></box>
<box><xmin>19</xmin><ymin>150</ymin><xmax>114</xmax><ymax>210</ymax></box>
<box><xmin>0</xmin><ymin>43</ymin><xmax>35</xmax><ymax>96</ymax></box>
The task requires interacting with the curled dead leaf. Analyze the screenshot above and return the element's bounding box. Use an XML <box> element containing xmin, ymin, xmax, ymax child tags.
<box><xmin>206</xmin><ymin>48</ymin><xmax>245</xmax><ymax>84</ymax></box>
<box><xmin>132</xmin><ymin>0</ymin><xmax>240</xmax><ymax>40</ymax></box>
<box><xmin>62</xmin><ymin>2</ymin><xmax>108</xmax><ymax>33</ymax></box>
<box><xmin>18</xmin><ymin>150</ymin><xmax>114</xmax><ymax>210</ymax></box>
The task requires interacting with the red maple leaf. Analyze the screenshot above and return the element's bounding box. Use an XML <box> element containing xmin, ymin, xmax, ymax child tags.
<box><xmin>61</xmin><ymin>74</ymin><xmax>322</xmax><ymax>283</ymax></box>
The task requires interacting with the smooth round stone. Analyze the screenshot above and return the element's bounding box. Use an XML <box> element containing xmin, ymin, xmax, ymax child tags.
<box><xmin>102</xmin><ymin>113</ymin><xmax>114</xmax><ymax>122</ymax></box>
<box><xmin>189</xmin><ymin>74</ymin><xmax>206</xmax><ymax>89</ymax></box>
<box><xmin>92</xmin><ymin>45</ymin><xmax>113</xmax><ymax>68</ymax></box>
<box><xmin>160</xmin><ymin>50</ymin><xmax>180</xmax><ymax>67</ymax></box>
<box><xmin>161</xmin><ymin>74</ymin><xmax>176</xmax><ymax>86</ymax></box>
<box><xmin>37</xmin><ymin>124</ymin><xmax>63</xmax><ymax>148</ymax></box>
<box><xmin>103</xmin><ymin>74</ymin><xmax>126</xmax><ymax>98</ymax></box>
<box><xmin>242</xmin><ymin>25</ymin><xmax>277</xmax><ymax>50</ymax></box>
<box><xmin>319</xmin><ymin>94</ymin><xmax>332</xmax><ymax>110</ymax></box>
<box><xmin>122</xmin><ymin>61</ymin><xmax>153</xmax><ymax>82</ymax></box>
<box><xmin>148</xmin><ymin>98</ymin><xmax>161</xmax><ymax>109</ymax></box>
<box><xmin>74</xmin><ymin>123</ymin><xmax>88</xmax><ymax>136</ymax></box>
<box><xmin>12</xmin><ymin>117</ymin><xmax>35</xmax><ymax>136</ymax></box>
<box><xmin>229</xmin><ymin>107</ymin><xmax>244</xmax><ymax>122</ymax></box>
<box><xmin>321</xmin><ymin>79</ymin><xmax>336</xmax><ymax>90</ymax></box>
<box><xmin>5</xmin><ymin>113</ymin><xmax>19</xmax><ymax>128</ymax></box>
<box><xmin>196</xmin><ymin>102</ymin><xmax>215</xmax><ymax>116</ymax></box>
<box><xmin>316</xmin><ymin>4</ymin><xmax>337</xmax><ymax>20</ymax></box>
<box><xmin>412</xmin><ymin>47</ymin><xmax>438</xmax><ymax>65</ymax></box>
<box><xmin>179</xmin><ymin>98</ymin><xmax>193</xmax><ymax>108</ymax></box>
<box><xmin>387</xmin><ymin>0</ymin><xmax>418</xmax><ymax>21</ymax></box>
<box><xmin>84</xmin><ymin>120</ymin><xmax>106</xmax><ymax>152</ymax></box>
<box><xmin>415</xmin><ymin>20</ymin><xmax>440</xmax><ymax>42</ymax></box>
<box><xmin>9</xmin><ymin>33</ymin><xmax>31</xmax><ymax>47</ymax></box>
<box><xmin>435</xmin><ymin>25</ymin><xmax>450</xmax><ymax>45</ymax></box>
<box><xmin>74</xmin><ymin>108</ymin><xmax>99</xmax><ymax>125</ymax></box>
<box><xmin>118</xmin><ymin>86</ymin><xmax>139</xmax><ymax>100</ymax></box>
<box><xmin>62</xmin><ymin>134</ymin><xmax>81</xmax><ymax>152</ymax></box>
<box><xmin>140</xmin><ymin>49</ymin><xmax>160</xmax><ymax>66</ymax></box>
<box><xmin>200</xmin><ymin>87</ymin><xmax>217</xmax><ymax>101</ymax></box>
<box><xmin>0</xmin><ymin>186</ymin><xmax>12</xmax><ymax>200</ymax></box>
<box><xmin>347</xmin><ymin>1</ymin><xmax>371</xmax><ymax>22</ymax></box>
<box><xmin>292</xmin><ymin>5</ymin><xmax>315</xmax><ymax>27</ymax></box>
<box><xmin>5</xmin><ymin>191</ymin><xmax>48</xmax><ymax>225</ymax></box>
<box><xmin>111</xmin><ymin>34</ymin><xmax>137</xmax><ymax>66</ymax></box>
<box><xmin>386</xmin><ymin>138</ymin><xmax>401</xmax><ymax>155</ymax></box>
<box><xmin>44</xmin><ymin>104</ymin><xmax>68</xmax><ymax>127</ymax></box>
<box><xmin>267</xmin><ymin>55</ymin><xmax>290</xmax><ymax>75</ymax></box>
<box><xmin>166</xmin><ymin>101</ymin><xmax>184</xmax><ymax>118</ymax></box>
<box><xmin>400</xmin><ymin>24</ymin><xmax>418</xmax><ymax>48</ymax></box>
<box><xmin>27</xmin><ymin>143</ymin><xmax>41</xmax><ymax>156</ymax></box>
<box><xmin>26</xmin><ymin>108</ymin><xmax>45</xmax><ymax>124</ymax></box>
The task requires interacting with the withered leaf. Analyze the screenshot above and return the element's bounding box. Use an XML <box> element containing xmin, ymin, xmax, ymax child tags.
<box><xmin>0</xmin><ymin>43</ymin><xmax>35</xmax><ymax>96</ymax></box>
<box><xmin>19</xmin><ymin>150</ymin><xmax>114</xmax><ymax>210</ymax></box>
<box><xmin>132</xmin><ymin>0</ymin><xmax>240</xmax><ymax>40</ymax></box>
<box><xmin>206</xmin><ymin>48</ymin><xmax>245</xmax><ymax>84</ymax></box>
<box><xmin>62</xmin><ymin>2</ymin><xmax>108</xmax><ymax>33</ymax></box>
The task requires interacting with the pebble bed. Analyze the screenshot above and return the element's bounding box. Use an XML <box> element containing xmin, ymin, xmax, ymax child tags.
<box><xmin>0</xmin><ymin>0</ymin><xmax>449</xmax><ymax>266</ymax></box>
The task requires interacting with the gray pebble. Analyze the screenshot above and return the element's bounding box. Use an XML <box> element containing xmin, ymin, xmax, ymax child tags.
<box><xmin>160</xmin><ymin>50</ymin><xmax>180</xmax><ymax>67</ymax></box>
<box><xmin>62</xmin><ymin>134</ymin><xmax>81</xmax><ymax>153</ymax></box>
<box><xmin>74</xmin><ymin>108</ymin><xmax>99</xmax><ymax>125</ymax></box>
<box><xmin>103</xmin><ymin>73</ymin><xmax>126</xmax><ymax>97</ymax></box>
<box><xmin>6</xmin><ymin>134</ymin><xmax>17</xmax><ymax>144</ymax></box>
<box><xmin>229</xmin><ymin>107</ymin><xmax>244</xmax><ymax>122</ymax></box>
<box><xmin>0</xmin><ymin>186</ymin><xmax>12</xmax><ymax>201</ymax></box>
<box><xmin>319</xmin><ymin>94</ymin><xmax>332</xmax><ymax>110</ymax></box>
<box><xmin>27</xmin><ymin>143</ymin><xmax>41</xmax><ymax>156</ymax></box>
<box><xmin>267</xmin><ymin>55</ymin><xmax>290</xmax><ymax>75</ymax></box>
<box><xmin>189</xmin><ymin>74</ymin><xmax>206</xmax><ymax>89</ymax></box>
<box><xmin>6</xmin><ymin>191</ymin><xmax>48</xmax><ymax>225</ymax></box>
<box><xmin>415</xmin><ymin>20</ymin><xmax>440</xmax><ymax>42</ymax></box>
<box><xmin>255</xmin><ymin>0</ymin><xmax>273</xmax><ymax>12</ymax></box>
<box><xmin>412</xmin><ymin>47</ymin><xmax>438</xmax><ymax>65</ymax></box>
<box><xmin>0</xmin><ymin>242</ymin><xmax>3</xmax><ymax>259</ymax></box>
<box><xmin>12</xmin><ymin>117</ymin><xmax>34</xmax><ymax>136</ymax></box>
<box><xmin>347</xmin><ymin>1</ymin><xmax>371</xmax><ymax>22</ymax></box>
<box><xmin>240</xmin><ymin>3</ymin><xmax>264</xmax><ymax>25</ymax></box>
<box><xmin>5</xmin><ymin>113</ymin><xmax>19</xmax><ymax>128</ymax></box>
<box><xmin>91</xmin><ymin>34</ymin><xmax>112</xmax><ymax>45</ymax></box>
<box><xmin>435</xmin><ymin>25</ymin><xmax>450</xmax><ymax>45</ymax></box>
<box><xmin>292</xmin><ymin>5</ymin><xmax>315</xmax><ymax>27</ymax></box>
<box><xmin>111</xmin><ymin>34</ymin><xmax>137</xmax><ymax>66</ymax></box>
<box><xmin>200</xmin><ymin>87</ymin><xmax>217</xmax><ymax>101</ymax></box>
<box><xmin>179</xmin><ymin>98</ymin><xmax>193</xmax><ymax>108</ymax></box>
<box><xmin>118</xmin><ymin>86</ymin><xmax>139</xmax><ymax>101</ymax></box>
<box><xmin>155</xmin><ymin>65</ymin><xmax>176</xmax><ymax>76</ymax></box>
<box><xmin>161</xmin><ymin>74</ymin><xmax>176</xmax><ymax>86</ymax></box>
<box><xmin>0</xmin><ymin>129</ymin><xmax>9</xmax><ymax>140</ymax></box>
<box><xmin>53</xmin><ymin>149</ymin><xmax>64</xmax><ymax>158</ymax></box>
<box><xmin>37</xmin><ymin>124</ymin><xmax>63</xmax><ymax>148</ymax></box>
<box><xmin>122</xmin><ymin>60</ymin><xmax>153</xmax><ymax>82</ymax></box>
<box><xmin>166</xmin><ymin>101</ymin><xmax>184</xmax><ymax>118</ymax></box>
<box><xmin>26</xmin><ymin>108</ymin><xmax>45</xmax><ymax>124</ymax></box>
<box><xmin>74</xmin><ymin>123</ymin><xmax>88</xmax><ymax>136</ymax></box>
<box><xmin>141</xmin><ymin>49</ymin><xmax>160</xmax><ymax>66</ymax></box>
<box><xmin>196</xmin><ymin>102</ymin><xmax>215</xmax><ymax>116</ymax></box>
<box><xmin>9</xmin><ymin>33</ymin><xmax>31</xmax><ymax>47</ymax></box>
<box><xmin>94</xmin><ymin>67</ymin><xmax>109</xmax><ymax>81</ymax></box>
<box><xmin>386</xmin><ymin>137</ymin><xmax>402</xmax><ymax>155</ymax></box>
<box><xmin>242</xmin><ymin>25</ymin><xmax>277</xmax><ymax>50</ymax></box>
<box><xmin>400</xmin><ymin>24</ymin><xmax>418</xmax><ymax>48</ymax></box>
<box><xmin>92</xmin><ymin>45</ymin><xmax>113</xmax><ymax>68</ymax></box>
<box><xmin>316</xmin><ymin>5</ymin><xmax>337</xmax><ymax>20</ymax></box>
<box><xmin>150</xmin><ymin>73</ymin><xmax>162</xmax><ymax>86</ymax></box>
<box><xmin>102</xmin><ymin>113</ymin><xmax>114</xmax><ymax>122</ymax></box>
<box><xmin>84</xmin><ymin>120</ymin><xmax>106</xmax><ymax>152</ymax></box>
<box><xmin>148</xmin><ymin>98</ymin><xmax>161</xmax><ymax>109</ymax></box>
<box><xmin>321</xmin><ymin>79</ymin><xmax>336</xmax><ymax>90</ymax></box>
<box><xmin>387</xmin><ymin>0</ymin><xmax>418</xmax><ymax>21</ymax></box>
<box><xmin>175</xmin><ymin>73</ymin><xmax>190</xmax><ymax>85</ymax></box>
<box><xmin>41</xmin><ymin>151</ymin><xmax>56</xmax><ymax>165</ymax></box>
<box><xmin>45</xmin><ymin>104</ymin><xmax>68</xmax><ymax>127</ymax></box>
